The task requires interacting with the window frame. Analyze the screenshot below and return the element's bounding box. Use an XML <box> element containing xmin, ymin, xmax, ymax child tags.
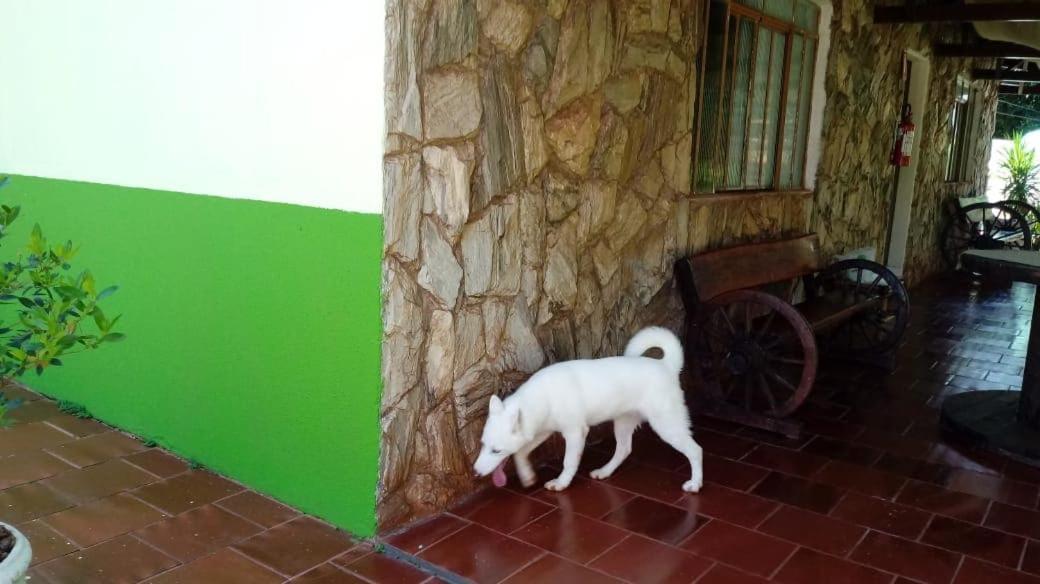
<box><xmin>692</xmin><ymin>0</ymin><xmax>822</xmax><ymax>195</ymax></box>
<box><xmin>945</xmin><ymin>76</ymin><xmax>979</xmax><ymax>184</ymax></box>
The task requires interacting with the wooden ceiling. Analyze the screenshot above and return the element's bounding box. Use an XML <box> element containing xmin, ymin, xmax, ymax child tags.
<box><xmin>874</xmin><ymin>2</ymin><xmax>1040</xmax><ymax>23</ymax></box>
<box><xmin>874</xmin><ymin>2</ymin><xmax>1040</xmax><ymax>92</ymax></box>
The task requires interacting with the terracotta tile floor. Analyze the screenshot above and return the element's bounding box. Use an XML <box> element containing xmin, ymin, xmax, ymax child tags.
<box><xmin>383</xmin><ymin>276</ymin><xmax>1040</xmax><ymax>584</ymax></box>
<box><xmin>0</xmin><ymin>394</ymin><xmax>433</xmax><ymax>582</ymax></box>
<box><xmin>9</xmin><ymin>275</ymin><xmax>1040</xmax><ymax>583</ymax></box>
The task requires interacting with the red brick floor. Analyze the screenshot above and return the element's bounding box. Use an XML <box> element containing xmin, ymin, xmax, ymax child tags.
<box><xmin>8</xmin><ymin>275</ymin><xmax>1040</xmax><ymax>583</ymax></box>
<box><xmin>0</xmin><ymin>392</ymin><xmax>433</xmax><ymax>582</ymax></box>
<box><xmin>384</xmin><ymin>276</ymin><xmax>1040</xmax><ymax>583</ymax></box>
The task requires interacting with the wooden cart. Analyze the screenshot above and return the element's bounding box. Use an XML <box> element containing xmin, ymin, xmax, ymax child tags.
<box><xmin>675</xmin><ymin>235</ymin><xmax>910</xmax><ymax>438</ymax></box>
<box><xmin>941</xmin><ymin>196</ymin><xmax>1034</xmax><ymax>269</ymax></box>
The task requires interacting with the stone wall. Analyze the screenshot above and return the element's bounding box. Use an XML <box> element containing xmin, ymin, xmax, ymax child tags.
<box><xmin>904</xmin><ymin>61</ymin><xmax>998</xmax><ymax>284</ymax></box>
<box><xmin>380</xmin><ymin>0</ymin><xmax>997</xmax><ymax>531</ymax></box>
<box><xmin>811</xmin><ymin>1</ymin><xmax>997</xmax><ymax>285</ymax></box>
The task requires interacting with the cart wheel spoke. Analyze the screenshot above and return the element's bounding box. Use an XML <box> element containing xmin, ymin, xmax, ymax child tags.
<box><xmin>757</xmin><ymin>372</ymin><xmax>779</xmax><ymax>414</ymax></box>
<box><xmin>743</xmin><ymin>375</ymin><xmax>753</xmax><ymax>411</ymax></box>
<box><xmin>697</xmin><ymin>289</ymin><xmax>817</xmax><ymax>420</ymax></box>
<box><xmin>719</xmin><ymin>308</ymin><xmax>737</xmax><ymax>336</ymax></box>
<box><xmin>767</xmin><ymin>368</ymin><xmax>798</xmax><ymax>394</ymax></box>
<box><xmin>817</xmin><ymin>259</ymin><xmax>909</xmax><ymax>355</ymax></box>
<box><xmin>756</xmin><ymin>309</ymin><xmax>779</xmax><ymax>342</ymax></box>
<box><xmin>865</xmin><ymin>273</ymin><xmax>884</xmax><ymax>295</ymax></box>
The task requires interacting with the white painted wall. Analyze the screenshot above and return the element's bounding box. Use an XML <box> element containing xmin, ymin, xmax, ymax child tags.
<box><xmin>0</xmin><ymin>0</ymin><xmax>384</xmax><ymax>214</ymax></box>
<box><xmin>804</xmin><ymin>0</ymin><xmax>833</xmax><ymax>191</ymax></box>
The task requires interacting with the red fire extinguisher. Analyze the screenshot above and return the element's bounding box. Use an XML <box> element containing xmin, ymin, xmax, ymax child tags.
<box><xmin>891</xmin><ymin>104</ymin><xmax>915</xmax><ymax>167</ymax></box>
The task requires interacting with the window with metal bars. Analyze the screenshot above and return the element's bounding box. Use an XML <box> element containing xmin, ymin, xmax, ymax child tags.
<box><xmin>945</xmin><ymin>77</ymin><xmax>978</xmax><ymax>183</ymax></box>
<box><xmin>693</xmin><ymin>0</ymin><xmax>820</xmax><ymax>194</ymax></box>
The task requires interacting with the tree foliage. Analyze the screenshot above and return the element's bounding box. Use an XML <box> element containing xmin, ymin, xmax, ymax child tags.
<box><xmin>996</xmin><ymin>95</ymin><xmax>1040</xmax><ymax>139</ymax></box>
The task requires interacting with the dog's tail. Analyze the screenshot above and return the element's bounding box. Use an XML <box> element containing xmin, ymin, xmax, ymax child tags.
<box><xmin>624</xmin><ymin>326</ymin><xmax>683</xmax><ymax>375</ymax></box>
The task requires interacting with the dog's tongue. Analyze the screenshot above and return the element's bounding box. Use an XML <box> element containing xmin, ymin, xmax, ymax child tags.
<box><xmin>492</xmin><ymin>460</ymin><xmax>508</xmax><ymax>487</ymax></box>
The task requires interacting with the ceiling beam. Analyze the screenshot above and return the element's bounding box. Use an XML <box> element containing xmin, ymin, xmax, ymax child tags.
<box><xmin>934</xmin><ymin>41</ymin><xmax>1040</xmax><ymax>59</ymax></box>
<box><xmin>875</xmin><ymin>3</ymin><xmax>1040</xmax><ymax>23</ymax></box>
<box><xmin>974</xmin><ymin>68</ymin><xmax>1040</xmax><ymax>82</ymax></box>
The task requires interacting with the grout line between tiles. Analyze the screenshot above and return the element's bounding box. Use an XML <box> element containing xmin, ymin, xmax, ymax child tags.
<box><xmin>981</xmin><ymin>498</ymin><xmax>995</xmax><ymax>525</ymax></box>
<box><xmin>478</xmin><ymin>505</ymin><xmax>554</xmax><ymax>538</ymax></box>
<box><xmin>209</xmin><ymin>497</ymin><xmax>278</xmax><ymax>531</ymax></box>
<box><xmin>33</xmin><ymin>516</ymin><xmax>86</xmax><ymax>551</ymax></box>
<box><xmin>127</xmin><ymin>531</ymin><xmax>184</xmax><ymax>566</ymax></box>
<box><xmin>581</xmin><ymin>533</ymin><xmax>630</xmax><ymax>567</ymax></box>
<box><xmin>546</xmin><ymin>550</ymin><xmax>634</xmax><ymax>582</ymax></box>
<box><xmin>40</xmin><ymin>447</ymin><xmax>90</xmax><ymax>471</ymax></box>
<box><xmin>890</xmin><ymin>474</ymin><xmax>912</xmax><ymax>501</ymax></box>
<box><xmin>42</xmin><ymin>418</ymin><xmax>86</xmax><ymax>439</ymax></box>
<box><xmin>120</xmin><ymin>457</ymin><xmax>177</xmax><ymax>481</ymax></box>
<box><xmin>767</xmin><ymin>543</ymin><xmax>801</xmax><ymax>580</ymax></box>
<box><xmin>844</xmin><ymin>524</ymin><xmax>872</xmax><ymax>561</ymax></box>
<box><xmin>752</xmin><ymin>499</ymin><xmax>785</xmax><ymax>530</ymax></box>
<box><xmin>123</xmin><ymin>490</ymin><xmax>178</xmax><ymax>519</ymax></box>
<box><xmin>227</xmin><ymin>545</ymin><xmax>293</xmax><ymax>579</ymax></box>
<box><xmin>950</xmin><ymin>553</ymin><xmax>966</xmax><ymax>584</ymax></box>
<box><xmin>223</xmin><ymin>545</ymin><xmax>288</xmax><ymax>578</ymax></box>
<box><xmin>379</xmin><ymin>513</ymin><xmax>470</xmax><ymax>555</ymax></box>
<box><xmin>340</xmin><ymin>557</ymin><xmax>414</xmax><ymax>584</ymax></box>
<box><xmin>487</xmin><ymin>550</ymin><xmax>547</xmax><ymax>584</ymax></box>
<box><xmin>1018</xmin><ymin>536</ymin><xmax>1029</xmax><ymax>572</ymax></box>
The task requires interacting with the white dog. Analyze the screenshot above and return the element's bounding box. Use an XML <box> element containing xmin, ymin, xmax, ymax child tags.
<box><xmin>472</xmin><ymin>327</ymin><xmax>703</xmax><ymax>493</ymax></box>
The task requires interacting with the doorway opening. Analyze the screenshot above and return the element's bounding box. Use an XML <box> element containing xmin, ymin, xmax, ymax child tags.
<box><xmin>885</xmin><ymin>50</ymin><xmax>931</xmax><ymax>278</ymax></box>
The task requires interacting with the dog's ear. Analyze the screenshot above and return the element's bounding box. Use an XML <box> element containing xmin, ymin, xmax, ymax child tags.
<box><xmin>489</xmin><ymin>395</ymin><xmax>503</xmax><ymax>415</ymax></box>
<box><xmin>512</xmin><ymin>409</ymin><xmax>523</xmax><ymax>434</ymax></box>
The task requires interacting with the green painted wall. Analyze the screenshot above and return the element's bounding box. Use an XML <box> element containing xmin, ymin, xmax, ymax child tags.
<box><xmin>0</xmin><ymin>175</ymin><xmax>382</xmax><ymax>536</ymax></box>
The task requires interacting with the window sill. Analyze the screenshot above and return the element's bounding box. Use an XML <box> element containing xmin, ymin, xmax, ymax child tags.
<box><xmin>688</xmin><ymin>189</ymin><xmax>813</xmax><ymax>204</ymax></box>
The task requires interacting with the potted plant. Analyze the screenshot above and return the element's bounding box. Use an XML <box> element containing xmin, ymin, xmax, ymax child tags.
<box><xmin>1001</xmin><ymin>132</ymin><xmax>1040</xmax><ymax>205</ymax></box>
<box><xmin>0</xmin><ymin>176</ymin><xmax>122</xmax><ymax>577</ymax></box>
<box><xmin>0</xmin><ymin>523</ymin><xmax>31</xmax><ymax>584</ymax></box>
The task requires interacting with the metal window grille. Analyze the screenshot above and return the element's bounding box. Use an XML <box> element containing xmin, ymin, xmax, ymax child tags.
<box><xmin>693</xmin><ymin>0</ymin><xmax>820</xmax><ymax>194</ymax></box>
<box><xmin>945</xmin><ymin>77</ymin><xmax>978</xmax><ymax>183</ymax></box>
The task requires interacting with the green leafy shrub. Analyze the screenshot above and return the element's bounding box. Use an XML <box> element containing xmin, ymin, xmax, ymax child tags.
<box><xmin>1001</xmin><ymin>133</ymin><xmax>1040</xmax><ymax>205</ymax></box>
<box><xmin>0</xmin><ymin>176</ymin><xmax>123</xmax><ymax>427</ymax></box>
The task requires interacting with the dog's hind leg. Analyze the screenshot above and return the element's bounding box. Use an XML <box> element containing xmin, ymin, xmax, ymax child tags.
<box><xmin>545</xmin><ymin>426</ymin><xmax>588</xmax><ymax>491</ymax></box>
<box><xmin>590</xmin><ymin>414</ymin><xmax>640</xmax><ymax>480</ymax></box>
<box><xmin>646</xmin><ymin>409</ymin><xmax>704</xmax><ymax>493</ymax></box>
<box><xmin>514</xmin><ymin>432</ymin><xmax>551</xmax><ymax>488</ymax></box>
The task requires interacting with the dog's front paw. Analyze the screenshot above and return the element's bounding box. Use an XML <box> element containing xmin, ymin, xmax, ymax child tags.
<box><xmin>544</xmin><ymin>478</ymin><xmax>572</xmax><ymax>491</ymax></box>
<box><xmin>682</xmin><ymin>477</ymin><xmax>703</xmax><ymax>493</ymax></box>
<box><xmin>590</xmin><ymin>467</ymin><xmax>614</xmax><ymax>480</ymax></box>
<box><xmin>518</xmin><ymin>469</ymin><xmax>537</xmax><ymax>488</ymax></box>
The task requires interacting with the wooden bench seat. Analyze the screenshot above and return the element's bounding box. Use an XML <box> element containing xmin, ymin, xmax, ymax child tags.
<box><xmin>676</xmin><ymin>233</ymin><xmax>910</xmax><ymax>438</ymax></box>
<box><xmin>798</xmin><ymin>294</ymin><xmax>883</xmax><ymax>333</ymax></box>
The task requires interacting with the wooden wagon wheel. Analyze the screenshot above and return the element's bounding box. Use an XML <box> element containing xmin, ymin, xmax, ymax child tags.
<box><xmin>999</xmin><ymin>200</ymin><xmax>1040</xmax><ymax>246</ymax></box>
<box><xmin>696</xmin><ymin>289</ymin><xmax>818</xmax><ymax>418</ymax></box>
<box><xmin>811</xmin><ymin>259</ymin><xmax>910</xmax><ymax>354</ymax></box>
<box><xmin>941</xmin><ymin>203</ymin><xmax>1032</xmax><ymax>269</ymax></box>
